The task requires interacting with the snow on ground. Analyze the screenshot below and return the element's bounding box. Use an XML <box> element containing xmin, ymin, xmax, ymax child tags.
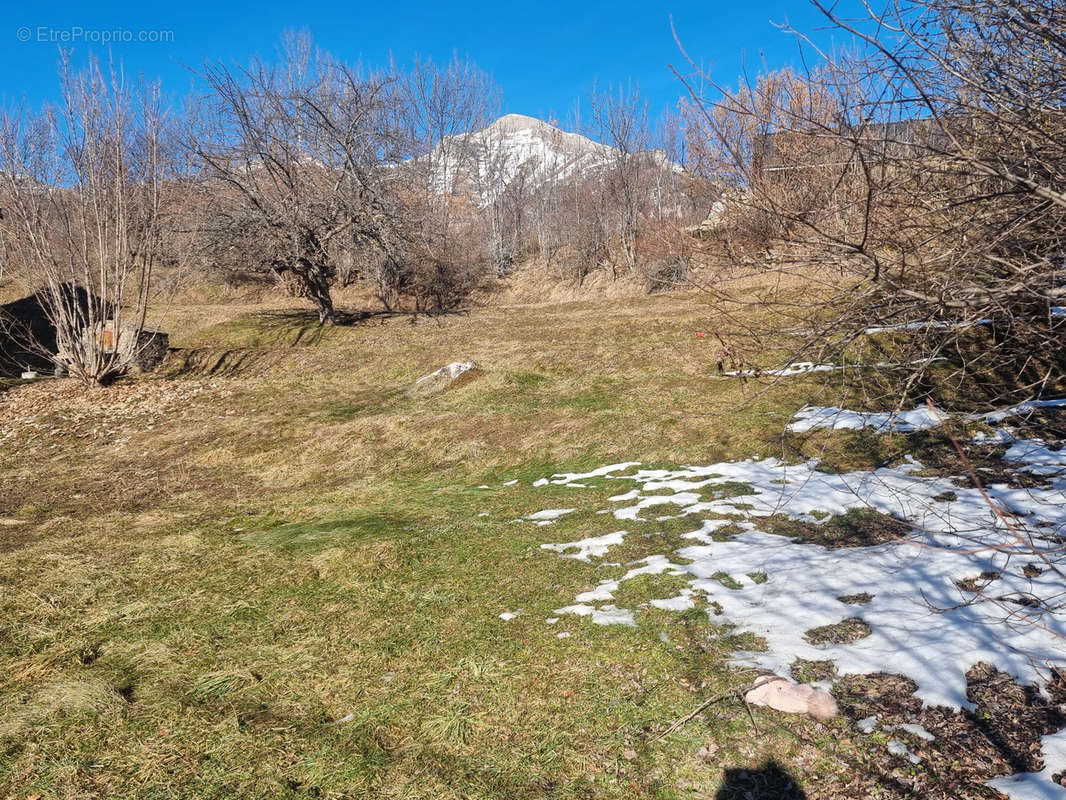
<box><xmin>720</xmin><ymin>362</ymin><xmax>839</xmax><ymax>377</ymax></box>
<box><xmin>541</xmin><ymin>531</ymin><xmax>626</xmax><ymax>561</ymax></box>
<box><xmin>976</xmin><ymin>398</ymin><xmax>1066</xmax><ymax>424</ymax></box>
<box><xmin>864</xmin><ymin>318</ymin><xmax>992</xmax><ymax>334</ymax></box>
<box><xmin>985</xmin><ymin>728</ymin><xmax>1066</xmax><ymax>800</ymax></box>
<box><xmin>788</xmin><ymin>396</ymin><xmax>1066</xmax><ymax>433</ymax></box>
<box><xmin>552</xmin><ymin>603</ymin><xmax>636</xmax><ymax>626</ymax></box>
<box><xmin>787</xmin><ymin>405</ymin><xmax>947</xmax><ymax>433</ymax></box>
<box><xmin>523</xmin><ymin>402</ymin><xmax>1066</xmax><ymax>796</ymax></box>
<box><xmin>522</xmin><ymin>508</ymin><xmax>576</xmax><ymax>525</ymax></box>
<box><xmin>528</xmin><ymin>437</ymin><xmax>1066</xmax><ymax>708</ymax></box>
<box><xmin>894</xmin><ymin>722</ymin><xmax>936</xmax><ymax>741</ymax></box>
<box><xmin>857</xmin><ymin>716</ymin><xmax>879</xmax><ymax>734</ymax></box>
<box><xmin>887</xmin><ymin>739</ymin><xmax>922</xmax><ymax>764</ymax></box>
<box><xmin>716</xmin><ymin>359</ymin><xmax>946</xmax><ymax>379</ymax></box>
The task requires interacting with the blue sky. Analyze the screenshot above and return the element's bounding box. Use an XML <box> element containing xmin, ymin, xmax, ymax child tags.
<box><xmin>4</xmin><ymin>0</ymin><xmax>841</xmax><ymax>128</ymax></box>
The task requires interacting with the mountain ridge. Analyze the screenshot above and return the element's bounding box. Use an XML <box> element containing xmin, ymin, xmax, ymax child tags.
<box><xmin>427</xmin><ymin>112</ymin><xmax>679</xmax><ymax>202</ymax></box>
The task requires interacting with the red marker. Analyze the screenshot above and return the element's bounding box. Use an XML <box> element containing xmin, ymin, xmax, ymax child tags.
<box><xmin>694</xmin><ymin>332</ymin><xmax>706</xmax><ymax>338</ymax></box>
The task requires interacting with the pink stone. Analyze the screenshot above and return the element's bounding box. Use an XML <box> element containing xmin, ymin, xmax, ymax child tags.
<box><xmin>744</xmin><ymin>676</ymin><xmax>839</xmax><ymax>721</ymax></box>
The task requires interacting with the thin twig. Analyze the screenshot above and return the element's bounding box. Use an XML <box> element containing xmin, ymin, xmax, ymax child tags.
<box><xmin>650</xmin><ymin>691</ymin><xmax>732</xmax><ymax>743</ymax></box>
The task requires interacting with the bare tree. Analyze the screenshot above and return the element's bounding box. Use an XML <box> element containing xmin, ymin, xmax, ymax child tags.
<box><xmin>389</xmin><ymin>55</ymin><xmax>501</xmax><ymax>307</ymax></box>
<box><xmin>468</xmin><ymin>120</ymin><xmax>537</xmax><ymax>277</ymax></box>
<box><xmin>0</xmin><ymin>54</ymin><xmax>169</xmax><ymax>385</ymax></box>
<box><xmin>588</xmin><ymin>82</ymin><xmax>650</xmax><ymax>275</ymax></box>
<box><xmin>677</xmin><ymin>0</ymin><xmax>1066</xmax><ymax>409</ymax></box>
<box><xmin>191</xmin><ymin>34</ymin><xmax>403</xmax><ymax>324</ymax></box>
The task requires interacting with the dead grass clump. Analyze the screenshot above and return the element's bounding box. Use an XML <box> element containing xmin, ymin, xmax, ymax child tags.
<box><xmin>837</xmin><ymin>592</ymin><xmax>873</xmax><ymax>605</ymax></box>
<box><xmin>310</xmin><ymin>541</ymin><xmax>401</xmax><ymax>585</ymax></box>
<box><xmin>763</xmin><ymin>508</ymin><xmax>909</xmax><ymax>549</ymax></box>
<box><xmin>803</xmin><ymin>617</ymin><xmax>871</xmax><ymax>646</ymax></box>
<box><xmin>0</xmin><ymin>677</ymin><xmax>125</xmax><ymax>738</ymax></box>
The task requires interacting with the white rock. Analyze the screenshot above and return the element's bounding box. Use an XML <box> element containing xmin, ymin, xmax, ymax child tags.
<box><xmin>410</xmin><ymin>360</ymin><xmax>477</xmax><ymax>395</ymax></box>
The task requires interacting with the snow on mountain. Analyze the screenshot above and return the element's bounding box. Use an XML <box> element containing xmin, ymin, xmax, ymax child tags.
<box><xmin>426</xmin><ymin>113</ymin><xmax>680</xmax><ymax>202</ymax></box>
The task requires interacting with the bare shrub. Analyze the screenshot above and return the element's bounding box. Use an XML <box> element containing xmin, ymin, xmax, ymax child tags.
<box><xmin>678</xmin><ymin>0</ymin><xmax>1066</xmax><ymax>408</ymax></box>
<box><xmin>0</xmin><ymin>54</ymin><xmax>170</xmax><ymax>384</ymax></box>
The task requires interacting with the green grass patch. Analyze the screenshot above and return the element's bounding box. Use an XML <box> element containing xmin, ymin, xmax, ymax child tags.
<box><xmin>0</xmin><ymin>292</ymin><xmax>931</xmax><ymax>799</ymax></box>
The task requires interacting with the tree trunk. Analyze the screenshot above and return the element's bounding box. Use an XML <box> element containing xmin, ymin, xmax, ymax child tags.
<box><xmin>300</xmin><ymin>262</ymin><xmax>336</xmax><ymax>325</ymax></box>
<box><xmin>313</xmin><ymin>289</ymin><xmax>336</xmax><ymax>325</ymax></box>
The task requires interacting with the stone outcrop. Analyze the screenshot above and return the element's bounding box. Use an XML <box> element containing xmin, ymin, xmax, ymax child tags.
<box><xmin>409</xmin><ymin>360</ymin><xmax>479</xmax><ymax>396</ymax></box>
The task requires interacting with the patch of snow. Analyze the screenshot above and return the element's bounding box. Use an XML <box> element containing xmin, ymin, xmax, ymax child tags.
<box><xmin>717</xmin><ymin>358</ymin><xmax>947</xmax><ymax>379</ymax></box>
<box><xmin>682</xmin><ymin>518</ymin><xmax>749</xmax><ymax>543</ymax></box>
<box><xmin>524</xmin><ymin>508</ymin><xmax>576</xmax><ymax>524</ymax></box>
<box><xmin>721</xmin><ymin>362</ymin><xmax>839</xmax><ymax>377</ymax></box>
<box><xmin>1003</xmin><ymin>439</ymin><xmax>1066</xmax><ymax>476</ymax></box>
<box><xmin>865</xmin><ymin>319</ymin><xmax>991</xmax><ymax>334</ymax></box>
<box><xmin>973</xmin><ymin>429</ymin><xmax>1018</xmax><ymax>445</ymax></box>
<box><xmin>788</xmin><ymin>405</ymin><xmax>946</xmax><ymax>433</ymax></box>
<box><xmin>647</xmin><ymin>593</ymin><xmax>696</xmax><ymax>611</ymax></box>
<box><xmin>975</xmin><ymin>398</ymin><xmax>1066</xmax><ymax>424</ymax></box>
<box><xmin>857</xmin><ymin>715</ymin><xmax>879</xmax><ymax>734</ymax></box>
<box><xmin>887</xmin><ymin>739</ymin><xmax>922</xmax><ymax>764</ymax></box>
<box><xmin>788</xmin><ymin>396</ymin><xmax>1066</xmax><ymax>434</ymax></box>
<box><xmin>986</xmin><ymin>728</ymin><xmax>1066</xmax><ymax>800</ymax></box>
<box><xmin>541</xmin><ymin>531</ymin><xmax>625</xmax><ymax>561</ymax></box>
<box><xmin>553</xmin><ymin>603</ymin><xmax>636</xmax><ymax>626</ymax></box>
<box><xmin>894</xmin><ymin>723</ymin><xmax>936</xmax><ymax>742</ymax></box>
<box><xmin>556</xmin><ymin>631</ymin><xmax>571</xmax><ymax>638</ymax></box>
<box><xmin>543</xmin><ymin>462</ymin><xmax>642</xmax><ymax>485</ymax></box>
<box><xmin>499</xmin><ymin>611</ymin><xmax>519</xmax><ymax>621</ymax></box>
<box><xmin>576</xmin><ymin>582</ymin><xmax>618</xmax><ymax>603</ymax></box>
<box><xmin>503</xmin><ymin>479</ymin><xmax>519</xmax><ymax>486</ymax></box>
<box><xmin>530</xmin><ymin>428</ymin><xmax>1066</xmax><ymax>710</ymax></box>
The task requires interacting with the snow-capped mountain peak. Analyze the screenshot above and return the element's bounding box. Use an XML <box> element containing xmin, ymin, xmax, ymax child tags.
<box><xmin>427</xmin><ymin>113</ymin><xmax>615</xmax><ymax>200</ymax></box>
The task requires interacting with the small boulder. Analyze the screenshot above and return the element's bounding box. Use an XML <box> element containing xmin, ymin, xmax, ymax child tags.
<box><xmin>409</xmin><ymin>360</ymin><xmax>479</xmax><ymax>396</ymax></box>
<box><xmin>744</xmin><ymin>675</ymin><xmax>838</xmax><ymax>720</ymax></box>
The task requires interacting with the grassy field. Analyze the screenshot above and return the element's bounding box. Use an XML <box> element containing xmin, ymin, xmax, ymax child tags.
<box><xmin>0</xmin><ymin>291</ymin><xmax>1049</xmax><ymax>799</ymax></box>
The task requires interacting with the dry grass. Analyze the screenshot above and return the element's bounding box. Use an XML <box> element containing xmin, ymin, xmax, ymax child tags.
<box><xmin>0</xmin><ymin>287</ymin><xmax>1045</xmax><ymax>799</ymax></box>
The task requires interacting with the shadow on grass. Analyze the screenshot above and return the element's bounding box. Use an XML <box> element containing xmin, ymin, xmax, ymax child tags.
<box><xmin>162</xmin><ymin>347</ymin><xmax>286</xmax><ymax>378</ymax></box>
<box><xmin>164</xmin><ymin>304</ymin><xmax>473</xmax><ymax>378</ymax></box>
<box><xmin>255</xmin><ymin>306</ymin><xmax>469</xmax><ymax>343</ymax></box>
<box><xmin>0</xmin><ymin>377</ymin><xmax>23</xmax><ymax>395</ymax></box>
<box><xmin>716</xmin><ymin>761</ymin><xmax>806</xmax><ymax>799</ymax></box>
